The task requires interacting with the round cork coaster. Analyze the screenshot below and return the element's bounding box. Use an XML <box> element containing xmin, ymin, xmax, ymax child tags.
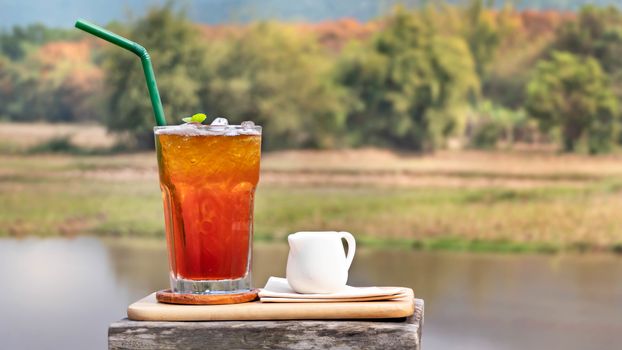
<box><xmin>156</xmin><ymin>289</ymin><xmax>259</xmax><ymax>305</ymax></box>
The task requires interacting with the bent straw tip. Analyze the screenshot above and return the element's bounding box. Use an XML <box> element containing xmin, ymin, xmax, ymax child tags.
<box><xmin>74</xmin><ymin>19</ymin><xmax>90</xmax><ymax>28</ymax></box>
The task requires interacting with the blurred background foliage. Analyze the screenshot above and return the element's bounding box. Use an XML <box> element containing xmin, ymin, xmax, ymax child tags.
<box><xmin>1</xmin><ymin>1</ymin><xmax>622</xmax><ymax>153</ymax></box>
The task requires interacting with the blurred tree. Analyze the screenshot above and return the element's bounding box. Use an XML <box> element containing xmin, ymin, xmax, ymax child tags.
<box><xmin>34</xmin><ymin>41</ymin><xmax>103</xmax><ymax>122</ymax></box>
<box><xmin>0</xmin><ymin>41</ymin><xmax>102</xmax><ymax>123</ymax></box>
<box><xmin>102</xmin><ymin>5</ymin><xmax>210</xmax><ymax>148</ymax></box>
<box><xmin>337</xmin><ymin>7</ymin><xmax>479</xmax><ymax>150</ymax></box>
<box><xmin>0</xmin><ymin>24</ymin><xmax>80</xmax><ymax>60</ymax></box>
<box><xmin>203</xmin><ymin>22</ymin><xmax>347</xmax><ymax>149</ymax></box>
<box><xmin>0</xmin><ymin>55</ymin><xmax>18</xmax><ymax>121</ymax></box>
<box><xmin>526</xmin><ymin>51</ymin><xmax>618</xmax><ymax>153</ymax></box>
<box><xmin>462</xmin><ymin>0</ymin><xmax>502</xmax><ymax>79</ymax></box>
<box><xmin>554</xmin><ymin>5</ymin><xmax>622</xmax><ymax>99</ymax></box>
<box><xmin>555</xmin><ymin>5</ymin><xmax>622</xmax><ymax>59</ymax></box>
<box><xmin>468</xmin><ymin>100</ymin><xmax>528</xmax><ymax>149</ymax></box>
<box><xmin>421</xmin><ymin>1</ymin><xmax>523</xmax><ymax>108</ymax></box>
<box><xmin>484</xmin><ymin>10</ymin><xmax>568</xmax><ymax>109</ymax></box>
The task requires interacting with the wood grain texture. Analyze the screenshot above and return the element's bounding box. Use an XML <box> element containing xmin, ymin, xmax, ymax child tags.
<box><xmin>128</xmin><ymin>289</ymin><xmax>415</xmax><ymax>321</ymax></box>
<box><xmin>110</xmin><ymin>299</ymin><xmax>424</xmax><ymax>350</ymax></box>
<box><xmin>156</xmin><ymin>289</ymin><xmax>259</xmax><ymax>305</ymax></box>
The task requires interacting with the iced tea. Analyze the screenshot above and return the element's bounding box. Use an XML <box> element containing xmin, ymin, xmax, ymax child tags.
<box><xmin>155</xmin><ymin>123</ymin><xmax>261</xmax><ymax>293</ymax></box>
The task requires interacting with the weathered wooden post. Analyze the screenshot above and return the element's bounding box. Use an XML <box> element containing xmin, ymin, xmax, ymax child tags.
<box><xmin>108</xmin><ymin>298</ymin><xmax>424</xmax><ymax>350</ymax></box>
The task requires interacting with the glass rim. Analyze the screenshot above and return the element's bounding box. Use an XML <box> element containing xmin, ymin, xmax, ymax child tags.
<box><xmin>153</xmin><ymin>124</ymin><xmax>262</xmax><ymax>132</ymax></box>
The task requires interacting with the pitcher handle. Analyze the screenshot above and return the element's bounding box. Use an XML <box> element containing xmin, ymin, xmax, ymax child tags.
<box><xmin>339</xmin><ymin>231</ymin><xmax>356</xmax><ymax>269</ymax></box>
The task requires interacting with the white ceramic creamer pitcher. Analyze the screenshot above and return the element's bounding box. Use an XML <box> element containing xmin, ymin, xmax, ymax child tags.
<box><xmin>286</xmin><ymin>231</ymin><xmax>356</xmax><ymax>294</ymax></box>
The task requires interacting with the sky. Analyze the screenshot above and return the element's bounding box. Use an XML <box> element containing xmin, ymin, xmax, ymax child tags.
<box><xmin>1</xmin><ymin>0</ymin><xmax>620</xmax><ymax>29</ymax></box>
<box><xmin>0</xmin><ymin>0</ymin><xmax>384</xmax><ymax>28</ymax></box>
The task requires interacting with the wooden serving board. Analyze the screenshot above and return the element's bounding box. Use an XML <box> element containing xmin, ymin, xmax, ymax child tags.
<box><xmin>127</xmin><ymin>288</ymin><xmax>415</xmax><ymax>321</ymax></box>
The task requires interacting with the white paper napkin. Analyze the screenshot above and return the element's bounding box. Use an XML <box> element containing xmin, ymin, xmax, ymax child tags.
<box><xmin>258</xmin><ymin>277</ymin><xmax>409</xmax><ymax>303</ymax></box>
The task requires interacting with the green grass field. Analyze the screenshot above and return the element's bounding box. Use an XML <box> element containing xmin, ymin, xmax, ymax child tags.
<box><xmin>2</xmin><ymin>122</ymin><xmax>622</xmax><ymax>253</ymax></box>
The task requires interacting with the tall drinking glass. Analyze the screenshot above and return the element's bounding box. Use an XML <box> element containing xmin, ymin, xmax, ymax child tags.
<box><xmin>154</xmin><ymin>123</ymin><xmax>261</xmax><ymax>294</ymax></box>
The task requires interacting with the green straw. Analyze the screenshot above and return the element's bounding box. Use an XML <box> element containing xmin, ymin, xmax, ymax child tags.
<box><xmin>75</xmin><ymin>19</ymin><xmax>167</xmax><ymax>126</ymax></box>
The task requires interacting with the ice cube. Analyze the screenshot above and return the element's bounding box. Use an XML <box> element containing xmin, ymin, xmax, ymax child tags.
<box><xmin>155</xmin><ymin>123</ymin><xmax>202</xmax><ymax>136</ymax></box>
<box><xmin>241</xmin><ymin>121</ymin><xmax>255</xmax><ymax>129</ymax></box>
<box><xmin>211</xmin><ymin>117</ymin><xmax>229</xmax><ymax>126</ymax></box>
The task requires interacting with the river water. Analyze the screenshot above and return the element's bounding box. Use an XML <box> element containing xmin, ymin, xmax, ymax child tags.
<box><xmin>0</xmin><ymin>237</ymin><xmax>621</xmax><ymax>349</ymax></box>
